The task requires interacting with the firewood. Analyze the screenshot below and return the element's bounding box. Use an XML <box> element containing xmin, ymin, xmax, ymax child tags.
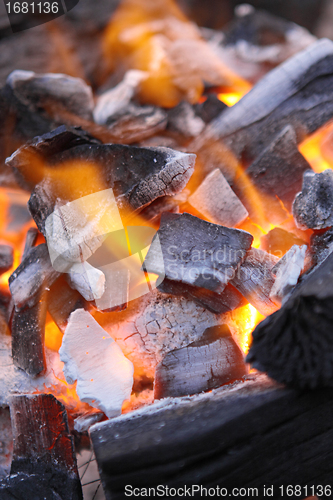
<box><xmin>154</xmin><ymin>324</ymin><xmax>247</xmax><ymax>399</ymax></box>
<box><xmin>0</xmin><ymin>394</ymin><xmax>83</xmax><ymax>500</ymax></box>
<box><xmin>59</xmin><ymin>309</ymin><xmax>134</xmax><ymax>418</ymax></box>
<box><xmin>230</xmin><ymin>248</ymin><xmax>278</xmax><ymax>316</ymax></box>
<box><xmin>157</xmin><ymin>279</ymin><xmax>246</xmax><ymax>314</ymax></box>
<box><xmin>247</xmin><ymin>251</ymin><xmax>333</xmax><ymax>389</ymax></box>
<box><xmin>144</xmin><ymin>213</ymin><xmax>253</xmax><ymax>294</ymax></box>
<box><xmin>188</xmin><ymin>168</ymin><xmax>248</xmax><ymax>227</ymax></box>
<box><xmin>293</xmin><ymin>169</ymin><xmax>333</xmax><ymax>230</ymax></box>
<box><xmin>194</xmin><ymin>39</ymin><xmax>333</xmax><ymax>182</ymax></box>
<box><xmin>234</xmin><ymin>125</ymin><xmax>312</xmax><ymax>223</ymax></box>
<box><xmin>90</xmin><ymin>373</ymin><xmax>333</xmax><ymax>500</ymax></box>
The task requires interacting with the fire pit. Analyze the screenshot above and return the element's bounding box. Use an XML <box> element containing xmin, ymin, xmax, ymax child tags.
<box><xmin>0</xmin><ymin>1</ymin><xmax>333</xmax><ymax>499</ymax></box>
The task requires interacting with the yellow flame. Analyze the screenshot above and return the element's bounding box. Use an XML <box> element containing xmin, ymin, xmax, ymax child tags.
<box><xmin>299</xmin><ymin>122</ymin><xmax>333</xmax><ymax>173</ymax></box>
<box><xmin>218</xmin><ymin>91</ymin><xmax>244</xmax><ymax>107</ymax></box>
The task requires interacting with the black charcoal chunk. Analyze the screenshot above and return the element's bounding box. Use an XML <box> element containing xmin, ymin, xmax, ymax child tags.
<box><xmin>167</xmin><ymin>101</ymin><xmax>205</xmax><ymax>140</ymax></box>
<box><xmin>144</xmin><ymin>213</ymin><xmax>253</xmax><ymax>293</ymax></box>
<box><xmin>158</xmin><ymin>279</ymin><xmax>246</xmax><ymax>314</ymax></box>
<box><xmin>231</xmin><ymin>248</ymin><xmax>278</xmax><ymax>316</ymax></box>
<box><xmin>194</xmin><ymin>94</ymin><xmax>227</xmax><ymax>124</ymax></box>
<box><xmin>48</xmin><ymin>276</ymin><xmax>88</xmax><ymax>333</ymax></box>
<box><xmin>0</xmin><ymin>245</ymin><xmax>13</xmax><ymax>275</ymax></box>
<box><xmin>293</xmin><ymin>169</ymin><xmax>333</xmax><ymax>230</ymax></box>
<box><xmin>235</xmin><ymin>126</ymin><xmax>312</xmax><ymax>221</ymax></box>
<box><xmin>309</xmin><ymin>227</ymin><xmax>333</xmax><ymax>268</ymax></box>
<box><xmin>247</xmin><ymin>250</ymin><xmax>333</xmax><ymax>389</ymax></box>
<box><xmin>9</xmin><ymin>243</ymin><xmax>60</xmax><ymax>311</ymax></box>
<box><xmin>194</xmin><ymin>39</ymin><xmax>333</xmax><ymax>182</ymax></box>
<box><xmin>154</xmin><ymin>324</ymin><xmax>247</xmax><ymax>399</ymax></box>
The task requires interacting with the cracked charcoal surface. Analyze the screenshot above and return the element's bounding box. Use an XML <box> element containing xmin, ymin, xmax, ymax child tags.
<box><xmin>154</xmin><ymin>324</ymin><xmax>247</xmax><ymax>399</ymax></box>
<box><xmin>293</xmin><ymin>169</ymin><xmax>333</xmax><ymax>230</ymax></box>
<box><xmin>144</xmin><ymin>213</ymin><xmax>253</xmax><ymax>294</ymax></box>
<box><xmin>247</xmin><ymin>250</ymin><xmax>333</xmax><ymax>389</ymax></box>
<box><xmin>309</xmin><ymin>227</ymin><xmax>333</xmax><ymax>269</ymax></box>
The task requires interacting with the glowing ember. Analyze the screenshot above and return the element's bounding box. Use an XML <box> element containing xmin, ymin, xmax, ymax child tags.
<box><xmin>299</xmin><ymin>122</ymin><xmax>333</xmax><ymax>173</ymax></box>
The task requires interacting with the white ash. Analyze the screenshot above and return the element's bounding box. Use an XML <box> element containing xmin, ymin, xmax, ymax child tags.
<box><xmin>67</xmin><ymin>261</ymin><xmax>106</xmax><ymax>301</ymax></box>
<box><xmin>74</xmin><ymin>411</ymin><xmax>104</xmax><ymax>433</ymax></box>
<box><xmin>270</xmin><ymin>245</ymin><xmax>307</xmax><ymax>306</ymax></box>
<box><xmin>93</xmin><ymin>70</ymin><xmax>147</xmax><ymax>125</ymax></box>
<box><xmin>45</xmin><ymin>188</ymin><xmax>123</xmax><ymax>272</ymax></box>
<box><xmin>59</xmin><ymin>309</ymin><xmax>134</xmax><ymax>418</ymax></box>
<box><xmin>95</xmin><ymin>264</ymin><xmax>130</xmax><ymax>311</ymax></box>
<box><xmin>188</xmin><ymin>168</ymin><xmax>248</xmax><ymax>227</ymax></box>
<box><xmin>101</xmin><ymin>289</ymin><xmax>241</xmax><ymax>378</ymax></box>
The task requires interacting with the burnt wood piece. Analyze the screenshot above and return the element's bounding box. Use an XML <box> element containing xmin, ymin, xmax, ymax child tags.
<box><xmin>48</xmin><ymin>275</ymin><xmax>88</xmax><ymax>333</ymax></box>
<box><xmin>9</xmin><ymin>243</ymin><xmax>60</xmax><ymax>311</ymax></box>
<box><xmin>193</xmin><ymin>39</ymin><xmax>333</xmax><ymax>182</ymax></box>
<box><xmin>293</xmin><ymin>169</ymin><xmax>333</xmax><ymax>230</ymax></box>
<box><xmin>157</xmin><ymin>278</ymin><xmax>246</xmax><ymax>314</ymax></box>
<box><xmin>154</xmin><ymin>324</ymin><xmax>247</xmax><ymax>399</ymax></box>
<box><xmin>0</xmin><ymin>244</ymin><xmax>13</xmax><ymax>275</ymax></box>
<box><xmin>6</xmin><ymin>125</ymin><xmax>101</xmax><ymax>191</ymax></box>
<box><xmin>234</xmin><ymin>125</ymin><xmax>312</xmax><ymax>223</ymax></box>
<box><xmin>144</xmin><ymin>213</ymin><xmax>253</xmax><ymax>294</ymax></box>
<box><xmin>194</xmin><ymin>94</ymin><xmax>227</xmax><ymax>124</ymax></box>
<box><xmin>0</xmin><ymin>394</ymin><xmax>82</xmax><ymax>500</ymax></box>
<box><xmin>90</xmin><ymin>373</ymin><xmax>333</xmax><ymax>500</ymax></box>
<box><xmin>230</xmin><ymin>248</ymin><xmax>278</xmax><ymax>316</ymax></box>
<box><xmin>247</xmin><ymin>250</ymin><xmax>333</xmax><ymax>389</ymax></box>
<box><xmin>309</xmin><ymin>227</ymin><xmax>333</xmax><ymax>268</ymax></box>
<box><xmin>260</xmin><ymin>227</ymin><xmax>306</xmax><ymax>258</ymax></box>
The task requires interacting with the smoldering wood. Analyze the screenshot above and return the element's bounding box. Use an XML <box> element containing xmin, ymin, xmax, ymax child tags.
<box><xmin>157</xmin><ymin>278</ymin><xmax>246</xmax><ymax>315</ymax></box>
<box><xmin>90</xmin><ymin>373</ymin><xmax>333</xmax><ymax>500</ymax></box>
<box><xmin>144</xmin><ymin>213</ymin><xmax>253</xmax><ymax>294</ymax></box>
<box><xmin>2</xmin><ymin>394</ymin><xmax>83</xmax><ymax>500</ymax></box>
<box><xmin>230</xmin><ymin>248</ymin><xmax>278</xmax><ymax>316</ymax></box>
<box><xmin>188</xmin><ymin>168</ymin><xmax>248</xmax><ymax>227</ymax></box>
<box><xmin>9</xmin><ymin>243</ymin><xmax>60</xmax><ymax>311</ymax></box>
<box><xmin>194</xmin><ymin>94</ymin><xmax>227</xmax><ymax>124</ymax></box>
<box><xmin>167</xmin><ymin>101</ymin><xmax>205</xmax><ymax>140</ymax></box>
<box><xmin>260</xmin><ymin>226</ymin><xmax>306</xmax><ymax>257</ymax></box>
<box><xmin>0</xmin><ymin>245</ymin><xmax>13</xmax><ymax>275</ymax></box>
<box><xmin>154</xmin><ymin>324</ymin><xmax>247</xmax><ymax>399</ymax></box>
<box><xmin>293</xmin><ymin>169</ymin><xmax>333</xmax><ymax>230</ymax></box>
<box><xmin>193</xmin><ymin>39</ymin><xmax>333</xmax><ymax>182</ymax></box>
<box><xmin>234</xmin><ymin>126</ymin><xmax>312</xmax><ymax>223</ymax></box>
<box><xmin>247</xmin><ymin>250</ymin><xmax>333</xmax><ymax>389</ymax></box>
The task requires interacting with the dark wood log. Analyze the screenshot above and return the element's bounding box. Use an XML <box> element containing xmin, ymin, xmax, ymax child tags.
<box><xmin>154</xmin><ymin>324</ymin><xmax>247</xmax><ymax>398</ymax></box>
<box><xmin>193</xmin><ymin>39</ymin><xmax>333</xmax><ymax>183</ymax></box>
<box><xmin>234</xmin><ymin>125</ymin><xmax>312</xmax><ymax>224</ymax></box>
<box><xmin>293</xmin><ymin>169</ymin><xmax>333</xmax><ymax>230</ymax></box>
<box><xmin>90</xmin><ymin>373</ymin><xmax>333</xmax><ymax>500</ymax></box>
<box><xmin>230</xmin><ymin>248</ymin><xmax>278</xmax><ymax>316</ymax></box>
<box><xmin>247</xmin><ymin>250</ymin><xmax>333</xmax><ymax>389</ymax></box>
<box><xmin>144</xmin><ymin>213</ymin><xmax>253</xmax><ymax>294</ymax></box>
<box><xmin>0</xmin><ymin>394</ymin><xmax>82</xmax><ymax>500</ymax></box>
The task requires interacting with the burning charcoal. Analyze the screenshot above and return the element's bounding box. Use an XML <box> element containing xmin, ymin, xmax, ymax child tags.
<box><xmin>158</xmin><ymin>279</ymin><xmax>246</xmax><ymax>315</ymax></box>
<box><xmin>270</xmin><ymin>245</ymin><xmax>307</xmax><ymax>306</ymax></box>
<box><xmin>231</xmin><ymin>248</ymin><xmax>279</xmax><ymax>316</ymax></box>
<box><xmin>7</xmin><ymin>125</ymin><xmax>101</xmax><ymax>191</ymax></box>
<box><xmin>0</xmin><ymin>245</ymin><xmax>13</xmax><ymax>275</ymax></box>
<box><xmin>194</xmin><ymin>94</ymin><xmax>227</xmax><ymax>124</ymax></box>
<box><xmin>6</xmin><ymin>69</ymin><xmax>94</xmax><ymax>125</ymax></box>
<box><xmin>74</xmin><ymin>411</ymin><xmax>105</xmax><ymax>433</ymax></box>
<box><xmin>102</xmin><ymin>102</ymin><xmax>168</xmax><ymax>143</ymax></box>
<box><xmin>67</xmin><ymin>262</ymin><xmax>106</xmax><ymax>302</ymax></box>
<box><xmin>194</xmin><ymin>39</ymin><xmax>333</xmax><ymax>181</ymax></box>
<box><xmin>59</xmin><ymin>309</ymin><xmax>134</xmax><ymax>418</ymax></box>
<box><xmin>9</xmin><ymin>243</ymin><xmax>60</xmax><ymax>311</ymax></box>
<box><xmin>167</xmin><ymin>101</ymin><xmax>205</xmax><ymax>140</ymax></box>
<box><xmin>94</xmin><ymin>265</ymin><xmax>130</xmax><ymax>312</ymax></box>
<box><xmin>48</xmin><ymin>276</ymin><xmax>88</xmax><ymax>333</ymax></box>
<box><xmin>7</xmin><ymin>394</ymin><xmax>82</xmax><ymax>500</ymax></box>
<box><xmin>144</xmin><ymin>213</ymin><xmax>253</xmax><ymax>294</ymax></box>
<box><xmin>154</xmin><ymin>324</ymin><xmax>247</xmax><ymax>399</ymax></box>
<box><xmin>0</xmin><ymin>407</ymin><xmax>12</xmax><ymax>479</ymax></box>
<box><xmin>309</xmin><ymin>228</ymin><xmax>333</xmax><ymax>268</ymax></box>
<box><xmin>140</xmin><ymin>196</ymin><xmax>180</xmax><ymax>224</ymax></box>
<box><xmin>235</xmin><ymin>126</ymin><xmax>312</xmax><ymax>222</ymax></box>
<box><xmin>293</xmin><ymin>170</ymin><xmax>333</xmax><ymax>230</ymax></box>
<box><xmin>247</xmin><ymin>250</ymin><xmax>333</xmax><ymax>389</ymax></box>
<box><xmin>260</xmin><ymin>227</ymin><xmax>306</xmax><ymax>258</ymax></box>
<box><xmin>94</xmin><ymin>70</ymin><xmax>147</xmax><ymax>125</ymax></box>
<box><xmin>188</xmin><ymin>168</ymin><xmax>248</xmax><ymax>227</ymax></box>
